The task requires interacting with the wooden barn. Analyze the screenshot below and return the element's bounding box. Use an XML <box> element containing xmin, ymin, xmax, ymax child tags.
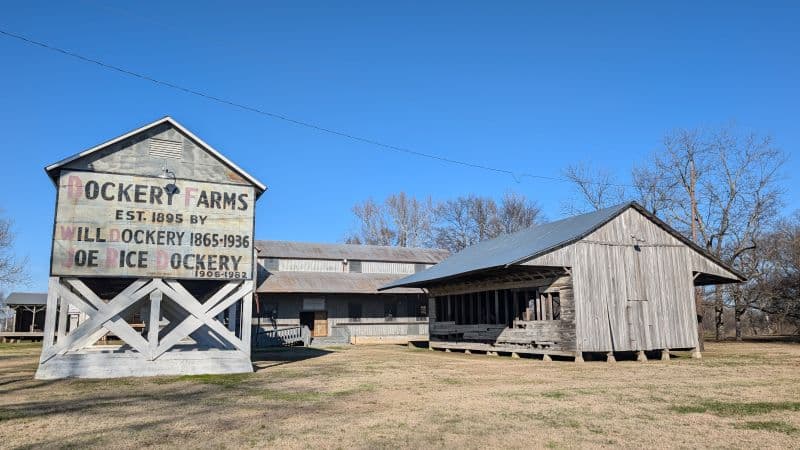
<box><xmin>254</xmin><ymin>240</ymin><xmax>448</xmax><ymax>345</ymax></box>
<box><xmin>382</xmin><ymin>202</ymin><xmax>745</xmax><ymax>361</ymax></box>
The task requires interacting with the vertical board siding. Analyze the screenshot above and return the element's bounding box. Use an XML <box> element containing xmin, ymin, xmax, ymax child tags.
<box><xmin>359</xmin><ymin>261</ymin><xmax>416</xmax><ymax>274</ymax></box>
<box><xmin>277</xmin><ymin>259</ymin><xmax>344</xmax><ymax>272</ymax></box>
<box><xmin>522</xmin><ymin>208</ymin><xmax>701</xmax><ymax>352</ymax></box>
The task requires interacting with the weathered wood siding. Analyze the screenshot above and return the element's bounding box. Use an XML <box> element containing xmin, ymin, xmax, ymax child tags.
<box><xmin>257</xmin><ymin>293</ymin><xmax>427</xmax><ymax>338</ymax></box>
<box><xmin>259</xmin><ymin>258</ymin><xmax>427</xmax><ymax>274</ymax></box>
<box><xmin>524</xmin><ymin>208</ymin><xmax>700</xmax><ymax>352</ymax></box>
<box><xmin>428</xmin><ymin>275</ymin><xmax>577</xmax><ymax>351</ymax></box>
<box><xmin>60</xmin><ymin>122</ymin><xmax>250</xmax><ymax>185</ymax></box>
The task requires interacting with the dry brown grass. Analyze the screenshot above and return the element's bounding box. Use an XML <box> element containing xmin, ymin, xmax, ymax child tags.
<box><xmin>1</xmin><ymin>341</ymin><xmax>799</xmax><ymax>449</ymax></box>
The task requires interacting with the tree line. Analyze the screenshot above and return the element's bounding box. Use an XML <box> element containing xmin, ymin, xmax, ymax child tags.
<box><xmin>344</xmin><ymin>192</ymin><xmax>544</xmax><ymax>252</ymax></box>
<box><xmin>345</xmin><ymin>124</ymin><xmax>799</xmax><ymax>340</ymax></box>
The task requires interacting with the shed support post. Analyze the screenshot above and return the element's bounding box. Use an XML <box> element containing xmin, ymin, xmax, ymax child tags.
<box><xmin>575</xmin><ymin>352</ymin><xmax>584</xmax><ymax>363</ymax></box>
<box><xmin>661</xmin><ymin>349</ymin><xmax>670</xmax><ymax>361</ymax></box>
<box><xmin>542</xmin><ymin>354</ymin><xmax>552</xmax><ymax>362</ymax></box>
<box><xmin>636</xmin><ymin>350</ymin><xmax>647</xmax><ymax>362</ymax></box>
<box><xmin>464</xmin><ymin>349</ymin><xmax>471</xmax><ymax>355</ymax></box>
<box><xmin>511</xmin><ymin>352</ymin><xmax>520</xmax><ymax>359</ymax></box>
<box><xmin>691</xmin><ymin>348</ymin><xmax>702</xmax><ymax>359</ymax></box>
<box><xmin>606</xmin><ymin>352</ymin><xmax>616</xmax><ymax>363</ymax></box>
<box><xmin>491</xmin><ymin>291</ymin><xmax>500</xmax><ymax>324</ymax></box>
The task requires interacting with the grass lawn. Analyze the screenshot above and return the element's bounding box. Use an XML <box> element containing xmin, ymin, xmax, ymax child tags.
<box><xmin>1</xmin><ymin>341</ymin><xmax>799</xmax><ymax>449</ymax></box>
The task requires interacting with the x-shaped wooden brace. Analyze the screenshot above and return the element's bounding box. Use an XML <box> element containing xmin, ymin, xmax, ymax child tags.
<box><xmin>149</xmin><ymin>279</ymin><xmax>253</xmax><ymax>359</ymax></box>
<box><xmin>41</xmin><ymin>278</ymin><xmax>157</xmax><ymax>362</ymax></box>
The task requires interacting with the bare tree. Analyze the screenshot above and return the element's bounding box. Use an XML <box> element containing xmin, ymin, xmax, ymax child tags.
<box><xmin>347</xmin><ymin>192</ymin><xmax>543</xmax><ymax>252</ymax></box>
<box><xmin>433</xmin><ymin>196</ymin><xmax>489</xmax><ymax>252</ymax></box>
<box><xmin>385</xmin><ymin>193</ymin><xmax>434</xmax><ymax>248</ymax></box>
<box><xmin>562</xmin><ymin>125</ymin><xmax>786</xmax><ymax>344</ymax></box>
<box><xmin>745</xmin><ymin>212</ymin><xmax>800</xmax><ymax>334</ymax></box>
<box><xmin>0</xmin><ymin>216</ymin><xmax>28</xmax><ymax>289</ymax></box>
<box><xmin>434</xmin><ymin>193</ymin><xmax>544</xmax><ymax>252</ymax></box>
<box><xmin>654</xmin><ymin>127</ymin><xmax>785</xmax><ymax>341</ymax></box>
<box><xmin>345</xmin><ymin>193</ymin><xmax>434</xmax><ymax>247</ymax></box>
<box><xmin>561</xmin><ymin>163</ymin><xmax>626</xmax><ymax>214</ymax></box>
<box><xmin>499</xmin><ymin>192</ymin><xmax>543</xmax><ymax>234</ymax></box>
<box><xmin>345</xmin><ymin>198</ymin><xmax>395</xmax><ymax>246</ymax></box>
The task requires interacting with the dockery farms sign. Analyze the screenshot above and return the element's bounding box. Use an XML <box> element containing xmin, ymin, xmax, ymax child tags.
<box><xmin>51</xmin><ymin>170</ymin><xmax>255</xmax><ymax>280</ymax></box>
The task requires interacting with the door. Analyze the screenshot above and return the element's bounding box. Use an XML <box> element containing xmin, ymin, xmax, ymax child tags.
<box><xmin>313</xmin><ymin>311</ymin><xmax>328</xmax><ymax>337</ymax></box>
<box><xmin>626</xmin><ymin>300</ymin><xmax>652</xmax><ymax>350</ymax></box>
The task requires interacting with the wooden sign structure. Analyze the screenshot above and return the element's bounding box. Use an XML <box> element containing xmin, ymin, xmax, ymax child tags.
<box><xmin>36</xmin><ymin>117</ymin><xmax>266</xmax><ymax>379</ymax></box>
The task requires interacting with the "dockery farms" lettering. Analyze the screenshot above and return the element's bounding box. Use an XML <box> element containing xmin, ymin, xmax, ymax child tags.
<box><xmin>64</xmin><ymin>175</ymin><xmax>250</xmax><ymax>211</ymax></box>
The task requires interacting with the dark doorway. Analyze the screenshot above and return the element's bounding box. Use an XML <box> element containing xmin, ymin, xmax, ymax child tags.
<box><xmin>299</xmin><ymin>311</ymin><xmax>328</xmax><ymax>337</ymax></box>
<box><xmin>299</xmin><ymin>311</ymin><xmax>314</xmax><ymax>334</ymax></box>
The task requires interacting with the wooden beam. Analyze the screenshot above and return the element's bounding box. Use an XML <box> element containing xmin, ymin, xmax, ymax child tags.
<box><xmin>148</xmin><ymin>290</ymin><xmax>162</xmax><ymax>360</ymax></box>
<box><xmin>241</xmin><ymin>292</ymin><xmax>253</xmax><ymax>355</ymax></box>
<box><xmin>494</xmin><ymin>291</ymin><xmax>499</xmax><ymax>325</ymax></box>
<box><xmin>57</xmin><ymin>294</ymin><xmax>68</xmax><ymax>339</ymax></box>
<box><xmin>42</xmin><ymin>279</ymin><xmax>153</xmax><ymax>361</ymax></box>
<box><xmin>40</xmin><ymin>277</ymin><xmax>60</xmax><ymax>356</ymax></box>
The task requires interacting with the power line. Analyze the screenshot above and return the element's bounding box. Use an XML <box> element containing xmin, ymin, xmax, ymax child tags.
<box><xmin>0</xmin><ymin>28</ymin><xmax>635</xmax><ymax>188</ymax></box>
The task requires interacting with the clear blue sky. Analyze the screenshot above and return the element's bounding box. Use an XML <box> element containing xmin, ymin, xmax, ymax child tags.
<box><xmin>1</xmin><ymin>1</ymin><xmax>798</xmax><ymax>292</ymax></box>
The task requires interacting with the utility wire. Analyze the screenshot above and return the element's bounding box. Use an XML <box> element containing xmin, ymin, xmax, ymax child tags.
<box><xmin>0</xmin><ymin>28</ymin><xmax>635</xmax><ymax>188</ymax></box>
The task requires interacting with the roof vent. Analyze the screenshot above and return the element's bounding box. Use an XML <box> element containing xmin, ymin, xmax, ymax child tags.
<box><xmin>149</xmin><ymin>138</ymin><xmax>183</xmax><ymax>160</ymax></box>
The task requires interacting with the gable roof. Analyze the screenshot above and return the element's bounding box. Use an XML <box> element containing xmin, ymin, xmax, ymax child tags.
<box><xmin>44</xmin><ymin>116</ymin><xmax>267</xmax><ymax>195</ymax></box>
<box><xmin>257</xmin><ymin>271</ymin><xmax>426</xmax><ymax>294</ymax></box>
<box><xmin>4</xmin><ymin>292</ymin><xmax>48</xmax><ymax>306</ymax></box>
<box><xmin>256</xmin><ymin>240</ymin><xmax>449</xmax><ymax>264</ymax></box>
<box><xmin>381</xmin><ymin>201</ymin><xmax>745</xmax><ymax>289</ymax></box>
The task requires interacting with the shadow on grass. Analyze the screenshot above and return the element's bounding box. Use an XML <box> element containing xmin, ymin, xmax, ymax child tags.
<box><xmin>250</xmin><ymin>346</ymin><xmax>334</xmax><ymax>371</ymax></box>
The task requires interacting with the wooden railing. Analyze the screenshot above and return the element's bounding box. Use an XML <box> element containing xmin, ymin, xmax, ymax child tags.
<box><xmin>252</xmin><ymin>325</ymin><xmax>311</xmax><ymax>348</ymax></box>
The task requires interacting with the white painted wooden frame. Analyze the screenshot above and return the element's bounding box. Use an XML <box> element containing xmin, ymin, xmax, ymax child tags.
<box><xmin>35</xmin><ymin>276</ymin><xmax>254</xmax><ymax>379</ymax></box>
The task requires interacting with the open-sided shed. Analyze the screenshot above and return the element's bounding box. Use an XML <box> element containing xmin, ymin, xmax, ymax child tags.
<box><xmin>0</xmin><ymin>292</ymin><xmax>47</xmax><ymax>342</ymax></box>
<box><xmin>383</xmin><ymin>202</ymin><xmax>744</xmax><ymax>361</ymax></box>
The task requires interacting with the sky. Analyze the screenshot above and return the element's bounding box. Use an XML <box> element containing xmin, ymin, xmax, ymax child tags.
<box><xmin>0</xmin><ymin>1</ymin><xmax>798</xmax><ymax>292</ymax></box>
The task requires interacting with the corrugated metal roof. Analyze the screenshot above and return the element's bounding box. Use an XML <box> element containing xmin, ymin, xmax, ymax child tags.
<box><xmin>256</xmin><ymin>271</ymin><xmax>425</xmax><ymax>294</ymax></box>
<box><xmin>382</xmin><ymin>202</ymin><xmax>745</xmax><ymax>290</ymax></box>
<box><xmin>255</xmin><ymin>240</ymin><xmax>449</xmax><ymax>264</ymax></box>
<box><xmin>4</xmin><ymin>292</ymin><xmax>47</xmax><ymax>306</ymax></box>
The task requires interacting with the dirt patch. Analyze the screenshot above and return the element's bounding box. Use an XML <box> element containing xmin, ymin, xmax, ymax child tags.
<box><xmin>0</xmin><ymin>342</ymin><xmax>799</xmax><ymax>448</ymax></box>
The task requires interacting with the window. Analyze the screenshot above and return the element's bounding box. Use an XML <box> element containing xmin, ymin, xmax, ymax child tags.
<box><xmin>348</xmin><ymin>302</ymin><xmax>362</xmax><ymax>321</ymax></box>
<box><xmin>260</xmin><ymin>302</ymin><xmax>279</xmax><ymax>319</ymax></box>
<box><xmin>409</xmin><ymin>297</ymin><xmax>427</xmax><ymax>320</ymax></box>
<box><xmin>384</xmin><ymin>301</ymin><xmax>397</xmax><ymax>321</ymax></box>
<box><xmin>417</xmin><ymin>303</ymin><xmax>427</xmax><ymax>319</ymax></box>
